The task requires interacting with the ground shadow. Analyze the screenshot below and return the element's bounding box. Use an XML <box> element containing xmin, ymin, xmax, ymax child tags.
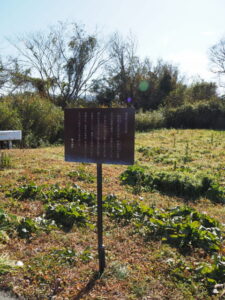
<box><xmin>72</xmin><ymin>272</ymin><xmax>100</xmax><ymax>300</ymax></box>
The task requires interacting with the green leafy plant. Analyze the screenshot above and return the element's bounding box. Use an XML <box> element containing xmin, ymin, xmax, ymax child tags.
<box><xmin>6</xmin><ymin>183</ymin><xmax>96</xmax><ymax>206</ymax></box>
<box><xmin>188</xmin><ymin>255</ymin><xmax>225</xmax><ymax>294</ymax></box>
<box><xmin>120</xmin><ymin>165</ymin><xmax>225</xmax><ymax>202</ymax></box>
<box><xmin>44</xmin><ymin>184</ymin><xmax>96</xmax><ymax>206</ymax></box>
<box><xmin>17</xmin><ymin>217</ymin><xmax>39</xmax><ymax>239</ymax></box>
<box><xmin>140</xmin><ymin>206</ymin><xmax>222</xmax><ymax>253</ymax></box>
<box><xmin>6</xmin><ymin>183</ymin><xmax>43</xmax><ymax>201</ymax></box>
<box><xmin>45</xmin><ymin>202</ymin><xmax>89</xmax><ymax>231</ymax></box>
<box><xmin>50</xmin><ymin>248</ymin><xmax>78</xmax><ymax>266</ymax></box>
<box><xmin>67</xmin><ymin>167</ymin><xmax>95</xmax><ymax>183</ymax></box>
<box><xmin>0</xmin><ymin>209</ymin><xmax>18</xmax><ymax>235</ymax></box>
<box><xmin>104</xmin><ymin>195</ymin><xmax>222</xmax><ymax>254</ymax></box>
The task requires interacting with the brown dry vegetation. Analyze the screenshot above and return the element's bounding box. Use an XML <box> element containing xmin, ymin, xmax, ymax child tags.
<box><xmin>0</xmin><ymin>129</ymin><xmax>224</xmax><ymax>299</ymax></box>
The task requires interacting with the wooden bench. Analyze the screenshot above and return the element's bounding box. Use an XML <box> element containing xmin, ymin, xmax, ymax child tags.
<box><xmin>0</xmin><ymin>130</ymin><xmax>22</xmax><ymax>149</ymax></box>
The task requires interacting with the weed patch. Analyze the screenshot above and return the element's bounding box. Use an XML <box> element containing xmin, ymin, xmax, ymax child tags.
<box><xmin>43</xmin><ymin>184</ymin><xmax>96</xmax><ymax>206</ymax></box>
<box><xmin>45</xmin><ymin>203</ymin><xmax>90</xmax><ymax>231</ymax></box>
<box><xmin>6</xmin><ymin>183</ymin><xmax>44</xmax><ymax>201</ymax></box>
<box><xmin>67</xmin><ymin>167</ymin><xmax>95</xmax><ymax>183</ymax></box>
<box><xmin>0</xmin><ymin>152</ymin><xmax>12</xmax><ymax>169</ymax></box>
<box><xmin>120</xmin><ymin>165</ymin><xmax>225</xmax><ymax>202</ymax></box>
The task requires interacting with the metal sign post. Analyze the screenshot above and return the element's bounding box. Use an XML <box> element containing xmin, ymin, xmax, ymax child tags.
<box><xmin>64</xmin><ymin>108</ymin><xmax>135</xmax><ymax>275</ymax></box>
<box><xmin>97</xmin><ymin>163</ymin><xmax>105</xmax><ymax>274</ymax></box>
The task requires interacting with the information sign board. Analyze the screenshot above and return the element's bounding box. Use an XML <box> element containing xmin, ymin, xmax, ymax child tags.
<box><xmin>0</xmin><ymin>130</ymin><xmax>22</xmax><ymax>141</ymax></box>
<box><xmin>64</xmin><ymin>108</ymin><xmax>135</xmax><ymax>165</ymax></box>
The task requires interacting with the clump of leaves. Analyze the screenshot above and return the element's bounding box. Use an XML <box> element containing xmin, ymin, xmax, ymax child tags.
<box><xmin>44</xmin><ymin>184</ymin><xmax>96</xmax><ymax>206</ymax></box>
<box><xmin>17</xmin><ymin>217</ymin><xmax>39</xmax><ymax>239</ymax></box>
<box><xmin>67</xmin><ymin>167</ymin><xmax>95</xmax><ymax>183</ymax></box>
<box><xmin>0</xmin><ymin>208</ymin><xmax>49</xmax><ymax>240</ymax></box>
<box><xmin>0</xmin><ymin>208</ymin><xmax>18</xmax><ymax>237</ymax></box>
<box><xmin>45</xmin><ymin>202</ymin><xmax>90</xmax><ymax>231</ymax></box>
<box><xmin>139</xmin><ymin>206</ymin><xmax>222</xmax><ymax>253</ymax></box>
<box><xmin>6</xmin><ymin>183</ymin><xmax>44</xmax><ymax>201</ymax></box>
<box><xmin>50</xmin><ymin>248</ymin><xmax>78</xmax><ymax>266</ymax></box>
<box><xmin>195</xmin><ymin>255</ymin><xmax>225</xmax><ymax>293</ymax></box>
<box><xmin>104</xmin><ymin>194</ymin><xmax>154</xmax><ymax>224</ymax></box>
<box><xmin>79</xmin><ymin>246</ymin><xmax>93</xmax><ymax>263</ymax></box>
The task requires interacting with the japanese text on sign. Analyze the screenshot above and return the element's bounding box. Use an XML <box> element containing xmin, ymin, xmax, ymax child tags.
<box><xmin>64</xmin><ymin>108</ymin><xmax>135</xmax><ymax>165</ymax></box>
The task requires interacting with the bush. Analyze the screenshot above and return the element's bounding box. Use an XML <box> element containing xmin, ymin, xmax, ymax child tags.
<box><xmin>135</xmin><ymin>110</ymin><xmax>165</xmax><ymax>131</ymax></box>
<box><xmin>0</xmin><ymin>101</ymin><xmax>22</xmax><ymax>130</ymax></box>
<box><xmin>164</xmin><ymin>100</ymin><xmax>225</xmax><ymax>129</ymax></box>
<box><xmin>1</xmin><ymin>94</ymin><xmax>63</xmax><ymax>147</ymax></box>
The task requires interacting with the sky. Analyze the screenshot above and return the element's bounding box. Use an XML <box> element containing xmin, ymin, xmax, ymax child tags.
<box><xmin>1</xmin><ymin>0</ymin><xmax>225</xmax><ymax>87</ymax></box>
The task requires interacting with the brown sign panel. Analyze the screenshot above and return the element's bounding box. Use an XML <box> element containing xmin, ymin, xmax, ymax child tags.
<box><xmin>64</xmin><ymin>108</ymin><xmax>135</xmax><ymax>165</ymax></box>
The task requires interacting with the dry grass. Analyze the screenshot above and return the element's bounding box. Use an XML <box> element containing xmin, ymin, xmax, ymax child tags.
<box><xmin>0</xmin><ymin>129</ymin><xmax>224</xmax><ymax>299</ymax></box>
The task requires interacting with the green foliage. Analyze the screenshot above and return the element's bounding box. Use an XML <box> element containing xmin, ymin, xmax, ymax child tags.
<box><xmin>0</xmin><ymin>209</ymin><xmax>17</xmax><ymax>234</ymax></box>
<box><xmin>79</xmin><ymin>247</ymin><xmax>93</xmax><ymax>263</ymax></box>
<box><xmin>104</xmin><ymin>194</ymin><xmax>138</xmax><ymax>224</ymax></box>
<box><xmin>50</xmin><ymin>247</ymin><xmax>93</xmax><ymax>266</ymax></box>
<box><xmin>0</xmin><ymin>101</ymin><xmax>22</xmax><ymax>130</ymax></box>
<box><xmin>120</xmin><ymin>165</ymin><xmax>225</xmax><ymax>202</ymax></box>
<box><xmin>1</xmin><ymin>94</ymin><xmax>63</xmax><ymax>147</ymax></box>
<box><xmin>186</xmin><ymin>81</ymin><xmax>217</xmax><ymax>102</ymax></box>
<box><xmin>45</xmin><ymin>202</ymin><xmax>89</xmax><ymax>231</ymax></box>
<box><xmin>196</xmin><ymin>255</ymin><xmax>225</xmax><ymax>289</ymax></box>
<box><xmin>0</xmin><ymin>152</ymin><xmax>12</xmax><ymax>169</ymax></box>
<box><xmin>50</xmin><ymin>248</ymin><xmax>78</xmax><ymax>266</ymax></box>
<box><xmin>14</xmin><ymin>94</ymin><xmax>63</xmax><ymax>147</ymax></box>
<box><xmin>17</xmin><ymin>217</ymin><xmax>38</xmax><ymax>239</ymax></box>
<box><xmin>103</xmin><ymin>194</ymin><xmax>222</xmax><ymax>254</ymax></box>
<box><xmin>165</xmin><ymin>100</ymin><xmax>225</xmax><ymax>130</ymax></box>
<box><xmin>7</xmin><ymin>183</ymin><xmax>96</xmax><ymax>231</ymax></box>
<box><xmin>109</xmin><ymin>262</ymin><xmax>130</xmax><ymax>280</ymax></box>
<box><xmin>120</xmin><ymin>165</ymin><xmax>149</xmax><ymax>187</ymax></box>
<box><xmin>67</xmin><ymin>167</ymin><xmax>95</xmax><ymax>183</ymax></box>
<box><xmin>135</xmin><ymin>110</ymin><xmax>165</xmax><ymax>131</ymax></box>
<box><xmin>6</xmin><ymin>183</ymin><xmax>43</xmax><ymax>200</ymax></box>
<box><xmin>0</xmin><ymin>208</ymin><xmax>40</xmax><ymax>240</ymax></box>
<box><xmin>44</xmin><ymin>184</ymin><xmax>96</xmax><ymax>206</ymax></box>
<box><xmin>6</xmin><ymin>183</ymin><xmax>96</xmax><ymax>206</ymax></box>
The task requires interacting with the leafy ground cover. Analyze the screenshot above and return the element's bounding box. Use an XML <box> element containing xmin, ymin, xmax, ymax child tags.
<box><xmin>0</xmin><ymin>129</ymin><xmax>224</xmax><ymax>299</ymax></box>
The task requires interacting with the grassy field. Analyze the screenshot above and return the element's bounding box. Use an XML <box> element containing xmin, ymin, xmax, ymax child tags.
<box><xmin>0</xmin><ymin>129</ymin><xmax>224</xmax><ymax>299</ymax></box>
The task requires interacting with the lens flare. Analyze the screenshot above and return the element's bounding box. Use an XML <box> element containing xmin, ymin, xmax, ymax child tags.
<box><xmin>127</xmin><ymin>97</ymin><xmax>132</xmax><ymax>103</ymax></box>
<box><xmin>138</xmin><ymin>80</ymin><xmax>149</xmax><ymax>92</ymax></box>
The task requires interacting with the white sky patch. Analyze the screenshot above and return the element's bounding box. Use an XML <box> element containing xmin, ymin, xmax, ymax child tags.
<box><xmin>201</xmin><ymin>31</ymin><xmax>216</xmax><ymax>37</ymax></box>
<box><xmin>168</xmin><ymin>50</ymin><xmax>214</xmax><ymax>81</ymax></box>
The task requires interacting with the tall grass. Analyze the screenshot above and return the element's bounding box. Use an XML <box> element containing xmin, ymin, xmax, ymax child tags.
<box><xmin>0</xmin><ymin>152</ymin><xmax>12</xmax><ymax>169</ymax></box>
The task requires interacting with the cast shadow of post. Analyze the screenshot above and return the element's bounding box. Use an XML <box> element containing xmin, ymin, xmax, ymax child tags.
<box><xmin>72</xmin><ymin>272</ymin><xmax>100</xmax><ymax>300</ymax></box>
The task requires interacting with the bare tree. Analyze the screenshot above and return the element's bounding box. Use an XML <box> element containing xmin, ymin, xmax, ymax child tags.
<box><xmin>9</xmin><ymin>22</ymin><xmax>107</xmax><ymax>106</ymax></box>
<box><xmin>209</xmin><ymin>37</ymin><xmax>225</xmax><ymax>87</ymax></box>
<box><xmin>0</xmin><ymin>57</ymin><xmax>9</xmax><ymax>93</ymax></box>
<box><xmin>106</xmin><ymin>32</ymin><xmax>141</xmax><ymax>103</ymax></box>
